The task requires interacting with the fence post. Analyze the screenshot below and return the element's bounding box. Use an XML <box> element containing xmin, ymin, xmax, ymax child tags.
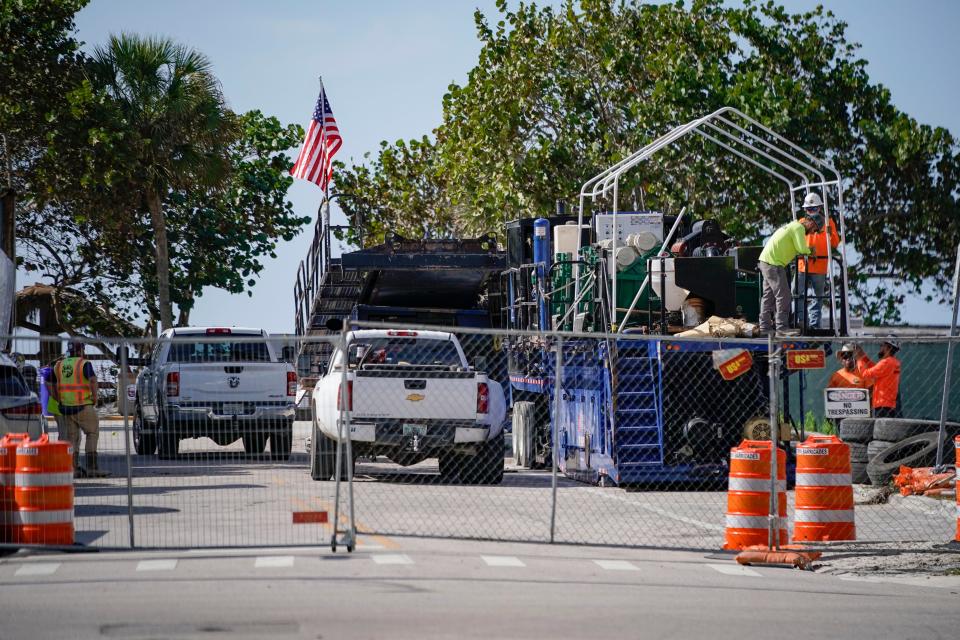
<box><xmin>936</xmin><ymin>244</ymin><xmax>960</xmax><ymax>469</ymax></box>
<box><xmin>767</xmin><ymin>333</ymin><xmax>780</xmax><ymax>550</ymax></box>
<box><xmin>549</xmin><ymin>334</ymin><xmax>563</xmax><ymax>544</ymax></box>
<box><xmin>332</xmin><ymin>327</ymin><xmax>356</xmax><ymax>551</ymax></box>
<box><xmin>120</xmin><ymin>339</ymin><xmax>135</xmax><ymax>549</ymax></box>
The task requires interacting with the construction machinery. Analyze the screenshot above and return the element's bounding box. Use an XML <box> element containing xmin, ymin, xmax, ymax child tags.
<box><xmin>503</xmin><ymin>107</ymin><xmax>852</xmax><ymax>485</ymax></box>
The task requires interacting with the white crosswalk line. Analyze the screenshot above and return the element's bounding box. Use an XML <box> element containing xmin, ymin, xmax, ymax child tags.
<box><xmin>136</xmin><ymin>559</ymin><xmax>178</xmax><ymax>572</ymax></box>
<box><xmin>482</xmin><ymin>555</ymin><xmax>526</xmax><ymax>567</ymax></box>
<box><xmin>15</xmin><ymin>563</ymin><xmax>60</xmax><ymax>577</ymax></box>
<box><xmin>706</xmin><ymin>563</ymin><xmax>761</xmax><ymax>577</ymax></box>
<box><xmin>372</xmin><ymin>554</ymin><xmax>413</xmax><ymax>565</ymax></box>
<box><xmin>594</xmin><ymin>559</ymin><xmax>639</xmax><ymax>571</ymax></box>
<box><xmin>255</xmin><ymin>556</ymin><xmax>295</xmax><ymax>568</ymax></box>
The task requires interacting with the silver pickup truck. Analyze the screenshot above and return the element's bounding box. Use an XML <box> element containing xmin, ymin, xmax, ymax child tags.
<box><xmin>133</xmin><ymin>327</ymin><xmax>296</xmax><ymax>460</ymax></box>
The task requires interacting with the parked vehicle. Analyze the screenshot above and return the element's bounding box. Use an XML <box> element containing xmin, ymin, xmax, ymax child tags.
<box><xmin>0</xmin><ymin>353</ymin><xmax>43</xmax><ymax>439</ymax></box>
<box><xmin>133</xmin><ymin>327</ymin><xmax>296</xmax><ymax>460</ymax></box>
<box><xmin>311</xmin><ymin>329</ymin><xmax>507</xmax><ymax>483</ymax></box>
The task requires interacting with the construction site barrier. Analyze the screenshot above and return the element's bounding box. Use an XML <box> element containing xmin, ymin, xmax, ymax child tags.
<box><xmin>723</xmin><ymin>440</ymin><xmax>786</xmax><ymax>550</ymax></box>
<box><xmin>1</xmin><ymin>433</ymin><xmax>30</xmax><ymax>543</ymax></box>
<box><xmin>15</xmin><ymin>435</ymin><xmax>74</xmax><ymax>545</ymax></box>
<box><xmin>793</xmin><ymin>434</ymin><xmax>856</xmax><ymax>542</ymax></box>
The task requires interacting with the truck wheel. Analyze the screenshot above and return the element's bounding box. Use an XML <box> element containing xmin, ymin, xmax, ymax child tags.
<box><xmin>132</xmin><ymin>406</ymin><xmax>157</xmax><ymax>455</ymax></box>
<box><xmin>270</xmin><ymin>424</ymin><xmax>293</xmax><ymax>461</ymax></box>
<box><xmin>512</xmin><ymin>401</ymin><xmax>536</xmax><ymax>468</ymax></box>
<box><xmin>157</xmin><ymin>430</ymin><xmax>179</xmax><ymax>460</ymax></box>
<box><xmin>462</xmin><ymin>436</ymin><xmax>505</xmax><ymax>485</ymax></box>
<box><xmin>310</xmin><ymin>415</ymin><xmax>336</xmax><ymax>481</ymax></box>
<box><xmin>243</xmin><ymin>433</ymin><xmax>267</xmax><ymax>456</ymax></box>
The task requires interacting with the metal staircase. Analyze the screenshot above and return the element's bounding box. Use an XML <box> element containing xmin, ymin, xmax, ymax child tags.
<box><xmin>610</xmin><ymin>339</ymin><xmax>664</xmax><ymax>478</ymax></box>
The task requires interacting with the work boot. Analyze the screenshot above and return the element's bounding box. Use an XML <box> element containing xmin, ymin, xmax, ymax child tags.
<box><xmin>73</xmin><ymin>451</ymin><xmax>88</xmax><ymax>479</ymax></box>
<box><xmin>84</xmin><ymin>453</ymin><xmax>111</xmax><ymax>478</ymax></box>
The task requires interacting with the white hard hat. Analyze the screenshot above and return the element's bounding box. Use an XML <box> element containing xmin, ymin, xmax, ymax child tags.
<box><xmin>802</xmin><ymin>192</ymin><xmax>823</xmax><ymax>209</ymax></box>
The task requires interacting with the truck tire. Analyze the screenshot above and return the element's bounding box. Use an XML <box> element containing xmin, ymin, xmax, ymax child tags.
<box><xmin>270</xmin><ymin>424</ymin><xmax>293</xmax><ymax>462</ymax></box>
<box><xmin>310</xmin><ymin>415</ymin><xmax>337</xmax><ymax>480</ymax></box>
<box><xmin>512</xmin><ymin>401</ymin><xmax>535</xmax><ymax>468</ymax></box>
<box><xmin>848</xmin><ymin>442</ymin><xmax>868</xmax><ymax>464</ymax></box>
<box><xmin>243</xmin><ymin>433</ymin><xmax>267</xmax><ymax>455</ymax></box>
<box><xmin>461</xmin><ymin>436</ymin><xmax>505</xmax><ymax>485</ymax></box>
<box><xmin>873</xmin><ymin>418</ymin><xmax>960</xmax><ymax>443</ymax></box>
<box><xmin>157</xmin><ymin>430</ymin><xmax>179</xmax><ymax>460</ymax></box>
<box><xmin>866</xmin><ymin>432</ymin><xmax>942</xmax><ymax>486</ymax></box>
<box><xmin>850</xmin><ymin>461</ymin><xmax>869</xmax><ymax>485</ymax></box>
<box><xmin>132</xmin><ymin>406</ymin><xmax>156</xmax><ymax>455</ymax></box>
<box><xmin>867</xmin><ymin>439</ymin><xmax>895</xmax><ymax>461</ymax></box>
<box><xmin>838</xmin><ymin>418</ymin><xmax>875</xmax><ymax>444</ymax></box>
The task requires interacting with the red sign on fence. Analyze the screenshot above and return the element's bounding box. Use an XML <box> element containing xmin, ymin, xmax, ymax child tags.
<box><xmin>786</xmin><ymin>349</ymin><xmax>826</xmax><ymax>370</ymax></box>
<box><xmin>715</xmin><ymin>349</ymin><xmax>754</xmax><ymax>381</ymax></box>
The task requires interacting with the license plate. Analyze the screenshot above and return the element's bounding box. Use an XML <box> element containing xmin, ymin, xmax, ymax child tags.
<box><xmin>222</xmin><ymin>403</ymin><xmax>244</xmax><ymax>415</ymax></box>
<box><xmin>402</xmin><ymin>423</ymin><xmax>427</xmax><ymax>436</ymax></box>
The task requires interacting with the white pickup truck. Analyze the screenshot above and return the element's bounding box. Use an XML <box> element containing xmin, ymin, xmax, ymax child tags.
<box><xmin>310</xmin><ymin>329</ymin><xmax>507</xmax><ymax>484</ymax></box>
<box><xmin>133</xmin><ymin>327</ymin><xmax>296</xmax><ymax>460</ymax></box>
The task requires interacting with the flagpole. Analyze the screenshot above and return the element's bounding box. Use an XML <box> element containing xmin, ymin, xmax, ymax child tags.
<box><xmin>318</xmin><ymin>75</ymin><xmax>332</xmax><ymax>275</ymax></box>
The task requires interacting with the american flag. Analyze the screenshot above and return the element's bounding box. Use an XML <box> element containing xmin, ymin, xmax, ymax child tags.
<box><xmin>290</xmin><ymin>83</ymin><xmax>342</xmax><ymax>190</ymax></box>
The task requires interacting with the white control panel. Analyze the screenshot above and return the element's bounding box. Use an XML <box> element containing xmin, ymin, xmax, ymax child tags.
<box><xmin>594</xmin><ymin>213</ymin><xmax>665</xmax><ymax>244</ymax></box>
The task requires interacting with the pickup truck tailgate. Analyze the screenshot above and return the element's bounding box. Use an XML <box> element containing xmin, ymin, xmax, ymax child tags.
<box><xmin>177</xmin><ymin>364</ymin><xmax>289</xmax><ymax>402</ymax></box>
<box><xmin>352</xmin><ymin>370</ymin><xmax>477</xmax><ymax>420</ymax></box>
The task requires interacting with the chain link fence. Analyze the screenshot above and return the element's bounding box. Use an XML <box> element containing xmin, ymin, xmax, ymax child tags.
<box><xmin>1</xmin><ymin>327</ymin><xmax>957</xmax><ymax>551</ymax></box>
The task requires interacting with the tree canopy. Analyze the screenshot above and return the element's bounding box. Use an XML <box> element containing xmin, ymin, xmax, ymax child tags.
<box><xmin>2</xmin><ymin>1</ymin><xmax>308</xmax><ymax>335</ymax></box>
<box><xmin>335</xmin><ymin>0</ymin><xmax>960</xmax><ymax>323</ymax></box>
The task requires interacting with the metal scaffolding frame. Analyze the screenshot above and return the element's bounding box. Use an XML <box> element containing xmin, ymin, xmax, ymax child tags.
<box><xmin>575</xmin><ymin>107</ymin><xmax>850</xmax><ymax>336</ymax></box>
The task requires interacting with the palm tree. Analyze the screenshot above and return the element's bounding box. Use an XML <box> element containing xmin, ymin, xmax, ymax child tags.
<box><xmin>88</xmin><ymin>34</ymin><xmax>236</xmax><ymax>330</ymax></box>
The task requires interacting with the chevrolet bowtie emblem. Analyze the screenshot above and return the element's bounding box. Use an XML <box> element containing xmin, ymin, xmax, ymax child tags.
<box><xmin>406</xmin><ymin>393</ymin><xmax>425</xmax><ymax>402</ymax></box>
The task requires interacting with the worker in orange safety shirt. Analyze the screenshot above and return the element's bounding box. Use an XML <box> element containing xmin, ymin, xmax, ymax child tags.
<box><xmin>828</xmin><ymin>343</ymin><xmax>871</xmax><ymax>389</ymax></box>
<box><xmin>797</xmin><ymin>192</ymin><xmax>840</xmax><ymax>330</ymax></box>
<box><xmin>854</xmin><ymin>338</ymin><xmax>902</xmax><ymax>418</ymax></box>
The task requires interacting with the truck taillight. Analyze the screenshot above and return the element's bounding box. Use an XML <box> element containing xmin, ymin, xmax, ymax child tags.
<box><xmin>386</xmin><ymin>330</ymin><xmax>418</xmax><ymax>337</ymax></box>
<box><xmin>477</xmin><ymin>382</ymin><xmax>489</xmax><ymax>414</ymax></box>
<box><xmin>166</xmin><ymin>372</ymin><xmax>180</xmax><ymax>397</ymax></box>
<box><xmin>287</xmin><ymin>371</ymin><xmax>297</xmax><ymax>396</ymax></box>
<box><xmin>337</xmin><ymin>380</ymin><xmax>353</xmax><ymax>411</ymax></box>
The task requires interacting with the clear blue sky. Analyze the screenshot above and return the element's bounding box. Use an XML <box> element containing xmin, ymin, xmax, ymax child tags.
<box><xmin>71</xmin><ymin>0</ymin><xmax>960</xmax><ymax>332</ymax></box>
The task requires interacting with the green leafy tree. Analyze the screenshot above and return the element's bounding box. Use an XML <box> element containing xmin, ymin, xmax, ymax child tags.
<box><xmin>87</xmin><ymin>34</ymin><xmax>238</xmax><ymax>330</ymax></box>
<box><xmin>337</xmin><ymin>0</ymin><xmax>960</xmax><ymax>323</ymax></box>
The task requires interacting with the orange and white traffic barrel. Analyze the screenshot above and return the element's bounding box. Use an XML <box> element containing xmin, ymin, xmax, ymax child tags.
<box><xmin>723</xmin><ymin>440</ymin><xmax>786</xmax><ymax>550</ymax></box>
<box><xmin>15</xmin><ymin>434</ymin><xmax>74</xmax><ymax>545</ymax></box>
<box><xmin>955</xmin><ymin>435</ymin><xmax>959</xmax><ymax>542</ymax></box>
<box><xmin>793</xmin><ymin>434</ymin><xmax>855</xmax><ymax>542</ymax></box>
<box><xmin>1</xmin><ymin>433</ymin><xmax>30</xmax><ymax>543</ymax></box>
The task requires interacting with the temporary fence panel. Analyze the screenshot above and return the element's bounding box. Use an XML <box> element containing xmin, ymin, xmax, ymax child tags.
<box><xmin>2</xmin><ymin>329</ymin><xmax>957</xmax><ymax>551</ymax></box>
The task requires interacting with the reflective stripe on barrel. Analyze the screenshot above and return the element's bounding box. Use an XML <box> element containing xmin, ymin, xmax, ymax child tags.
<box><xmin>793</xmin><ymin>435</ymin><xmax>855</xmax><ymax>542</ymax></box>
<box><xmin>15</xmin><ymin>435</ymin><xmax>74</xmax><ymax>545</ymax></box>
<box><xmin>723</xmin><ymin>439</ymin><xmax>787</xmax><ymax>550</ymax></box>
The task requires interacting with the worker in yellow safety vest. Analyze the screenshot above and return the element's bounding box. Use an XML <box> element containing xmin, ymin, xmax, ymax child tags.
<box><xmin>49</xmin><ymin>341</ymin><xmax>110</xmax><ymax>478</ymax></box>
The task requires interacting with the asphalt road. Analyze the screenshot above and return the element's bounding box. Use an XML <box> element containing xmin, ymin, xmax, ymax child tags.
<box><xmin>66</xmin><ymin>419</ymin><xmax>956</xmax><ymax>551</ymax></box>
<box><xmin>2</xmin><ymin>538</ymin><xmax>958</xmax><ymax>640</ymax></box>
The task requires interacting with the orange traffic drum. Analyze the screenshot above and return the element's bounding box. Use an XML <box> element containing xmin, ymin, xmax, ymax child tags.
<box><xmin>1</xmin><ymin>433</ymin><xmax>31</xmax><ymax>543</ymax></box>
<box><xmin>723</xmin><ymin>440</ymin><xmax>787</xmax><ymax>550</ymax></box>
<box><xmin>793</xmin><ymin>434</ymin><xmax>855</xmax><ymax>542</ymax></box>
<box><xmin>15</xmin><ymin>434</ymin><xmax>74</xmax><ymax>545</ymax></box>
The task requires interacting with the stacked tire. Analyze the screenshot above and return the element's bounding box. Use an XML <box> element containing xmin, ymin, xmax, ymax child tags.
<box><xmin>839</xmin><ymin>418</ymin><xmax>960</xmax><ymax>486</ymax></box>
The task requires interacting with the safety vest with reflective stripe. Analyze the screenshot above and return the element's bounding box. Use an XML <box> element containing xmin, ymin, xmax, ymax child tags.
<box><xmin>55</xmin><ymin>357</ymin><xmax>93</xmax><ymax>407</ymax></box>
